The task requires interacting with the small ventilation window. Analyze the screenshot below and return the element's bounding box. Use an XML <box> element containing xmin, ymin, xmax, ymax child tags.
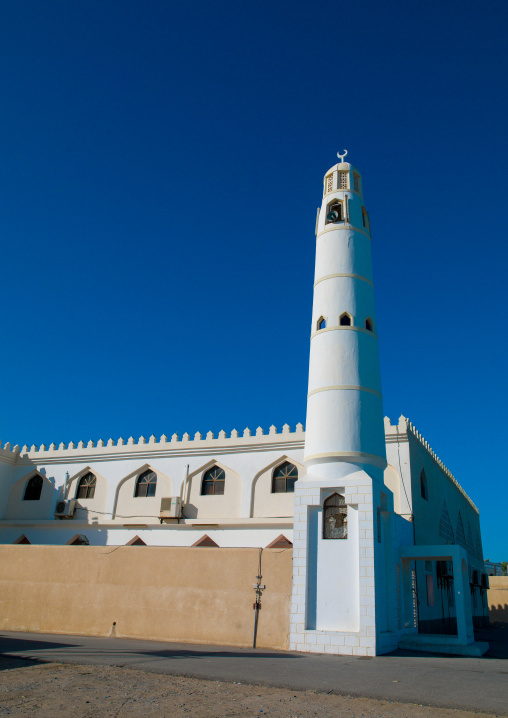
<box><xmin>339</xmin><ymin>312</ymin><xmax>352</xmax><ymax>326</ymax></box>
<box><xmin>323</xmin><ymin>493</ymin><xmax>348</xmax><ymax>539</ymax></box>
<box><xmin>272</xmin><ymin>461</ymin><xmax>298</xmax><ymax>493</ymax></box>
<box><xmin>23</xmin><ymin>475</ymin><xmax>43</xmax><ymax>501</ymax></box>
<box><xmin>317</xmin><ymin>316</ymin><xmax>326</xmax><ymax>331</ymax></box>
<box><xmin>201</xmin><ymin>466</ymin><xmax>225</xmax><ymax>495</ymax></box>
<box><xmin>325</xmin><ymin>174</ymin><xmax>334</xmax><ymax>194</ymax></box>
<box><xmin>420</xmin><ymin>469</ymin><xmax>428</xmax><ymax>500</ymax></box>
<box><xmin>353</xmin><ymin>173</ymin><xmax>361</xmax><ymax>193</ymax></box>
<box><xmin>77</xmin><ymin>473</ymin><xmax>96</xmax><ymax>500</ymax></box>
<box><xmin>338</xmin><ymin>171</ymin><xmax>348</xmax><ymax>189</ymax></box>
<box><xmin>135</xmin><ymin>469</ymin><xmax>157</xmax><ymax>498</ymax></box>
<box><xmin>365</xmin><ymin>317</ymin><xmax>373</xmax><ymax>332</ymax></box>
<box><xmin>325</xmin><ymin>200</ymin><xmax>343</xmax><ymax>224</ymax></box>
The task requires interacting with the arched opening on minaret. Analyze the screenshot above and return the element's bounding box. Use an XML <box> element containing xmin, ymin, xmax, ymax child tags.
<box><xmin>365</xmin><ymin>317</ymin><xmax>374</xmax><ymax>332</ymax></box>
<box><xmin>317</xmin><ymin>316</ymin><xmax>326</xmax><ymax>331</ymax></box>
<box><xmin>325</xmin><ymin>199</ymin><xmax>343</xmax><ymax>224</ymax></box>
<box><xmin>339</xmin><ymin>312</ymin><xmax>352</xmax><ymax>327</ymax></box>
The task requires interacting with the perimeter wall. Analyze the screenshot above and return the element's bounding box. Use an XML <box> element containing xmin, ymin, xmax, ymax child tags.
<box><xmin>0</xmin><ymin>545</ymin><xmax>292</xmax><ymax>649</ymax></box>
<box><xmin>488</xmin><ymin>576</ymin><xmax>508</xmax><ymax>625</ymax></box>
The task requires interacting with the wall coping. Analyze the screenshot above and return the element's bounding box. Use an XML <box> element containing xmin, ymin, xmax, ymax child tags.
<box><xmin>384</xmin><ymin>415</ymin><xmax>478</xmax><ymax>514</ymax></box>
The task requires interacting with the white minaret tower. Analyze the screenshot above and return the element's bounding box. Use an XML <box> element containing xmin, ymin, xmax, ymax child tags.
<box><xmin>289</xmin><ymin>152</ymin><xmax>397</xmax><ymax>657</ymax></box>
<box><xmin>304</xmin><ymin>150</ymin><xmax>386</xmax><ymax>480</ymax></box>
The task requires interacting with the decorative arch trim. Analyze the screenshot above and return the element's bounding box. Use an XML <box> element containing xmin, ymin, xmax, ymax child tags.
<box><xmin>249</xmin><ymin>455</ymin><xmax>306</xmax><ymax>517</ymax></box>
<box><xmin>184</xmin><ymin>459</ymin><xmax>240</xmax><ymax>502</ymax></box>
<box><xmin>13</xmin><ymin>534</ymin><xmax>31</xmax><ymax>544</ymax></box>
<box><xmin>112</xmin><ymin>464</ymin><xmax>172</xmax><ymax>518</ymax></box>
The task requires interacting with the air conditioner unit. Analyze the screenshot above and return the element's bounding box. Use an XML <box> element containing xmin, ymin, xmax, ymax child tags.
<box><xmin>160</xmin><ymin>497</ymin><xmax>182</xmax><ymax>519</ymax></box>
<box><xmin>437</xmin><ymin>560</ymin><xmax>452</xmax><ymax>579</ymax></box>
<box><xmin>55</xmin><ymin>499</ymin><xmax>76</xmax><ymax>519</ymax></box>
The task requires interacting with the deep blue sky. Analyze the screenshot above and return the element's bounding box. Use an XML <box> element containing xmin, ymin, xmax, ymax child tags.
<box><xmin>1</xmin><ymin>1</ymin><xmax>506</xmax><ymax>560</ymax></box>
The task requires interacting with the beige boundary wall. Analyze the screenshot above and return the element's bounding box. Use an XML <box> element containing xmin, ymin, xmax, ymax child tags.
<box><xmin>0</xmin><ymin>546</ymin><xmax>292</xmax><ymax>649</ymax></box>
<box><xmin>488</xmin><ymin>576</ymin><xmax>508</xmax><ymax>625</ymax></box>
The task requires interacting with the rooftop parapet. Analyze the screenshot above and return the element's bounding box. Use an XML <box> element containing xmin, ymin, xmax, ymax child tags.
<box><xmin>384</xmin><ymin>415</ymin><xmax>478</xmax><ymax>514</ymax></box>
<box><xmin>0</xmin><ymin>423</ymin><xmax>305</xmax><ymax>460</ymax></box>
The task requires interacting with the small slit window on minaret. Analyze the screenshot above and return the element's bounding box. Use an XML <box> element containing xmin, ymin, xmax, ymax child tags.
<box><xmin>325</xmin><ymin>174</ymin><xmax>334</xmax><ymax>194</ymax></box>
<box><xmin>325</xmin><ymin>200</ymin><xmax>343</xmax><ymax>224</ymax></box>
<box><xmin>317</xmin><ymin>316</ymin><xmax>326</xmax><ymax>330</ymax></box>
<box><xmin>338</xmin><ymin>171</ymin><xmax>348</xmax><ymax>189</ymax></box>
<box><xmin>323</xmin><ymin>493</ymin><xmax>348</xmax><ymax>539</ymax></box>
<box><xmin>362</xmin><ymin>207</ymin><xmax>370</xmax><ymax>231</ymax></box>
<box><xmin>365</xmin><ymin>317</ymin><xmax>373</xmax><ymax>332</ymax></box>
<box><xmin>339</xmin><ymin>312</ymin><xmax>352</xmax><ymax>326</ymax></box>
<box><xmin>353</xmin><ymin>172</ymin><xmax>361</xmax><ymax>193</ymax></box>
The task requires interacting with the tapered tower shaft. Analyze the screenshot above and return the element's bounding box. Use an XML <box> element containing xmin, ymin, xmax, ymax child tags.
<box><xmin>304</xmin><ymin>158</ymin><xmax>386</xmax><ymax>481</ymax></box>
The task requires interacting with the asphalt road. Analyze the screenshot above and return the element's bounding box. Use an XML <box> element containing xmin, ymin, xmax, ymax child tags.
<box><xmin>1</xmin><ymin>628</ymin><xmax>507</xmax><ymax>715</ymax></box>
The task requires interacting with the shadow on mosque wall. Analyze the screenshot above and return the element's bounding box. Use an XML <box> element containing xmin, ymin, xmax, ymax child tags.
<box><xmin>489</xmin><ymin>604</ymin><xmax>508</xmax><ymax>625</ymax></box>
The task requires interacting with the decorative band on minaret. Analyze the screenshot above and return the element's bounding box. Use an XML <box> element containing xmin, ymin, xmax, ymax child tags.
<box><xmin>304</xmin><ymin>152</ymin><xmax>386</xmax><ymax>480</ymax></box>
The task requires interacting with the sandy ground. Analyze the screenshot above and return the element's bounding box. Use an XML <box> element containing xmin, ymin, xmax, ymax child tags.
<box><xmin>0</xmin><ymin>658</ymin><xmax>504</xmax><ymax>718</ymax></box>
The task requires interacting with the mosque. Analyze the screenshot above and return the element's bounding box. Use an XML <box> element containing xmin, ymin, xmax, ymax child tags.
<box><xmin>0</xmin><ymin>152</ymin><xmax>489</xmax><ymax>656</ymax></box>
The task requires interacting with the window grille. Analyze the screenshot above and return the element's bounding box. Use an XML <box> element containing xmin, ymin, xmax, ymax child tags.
<box><xmin>323</xmin><ymin>493</ymin><xmax>347</xmax><ymax>539</ymax></box>
<box><xmin>24</xmin><ymin>475</ymin><xmax>43</xmax><ymax>501</ymax></box>
<box><xmin>353</xmin><ymin>173</ymin><xmax>361</xmax><ymax>193</ymax></box>
<box><xmin>271</xmin><ymin>462</ymin><xmax>298</xmax><ymax>493</ymax></box>
<box><xmin>135</xmin><ymin>469</ymin><xmax>157</xmax><ymax>498</ymax></box>
<box><xmin>325</xmin><ymin>174</ymin><xmax>333</xmax><ymax>194</ymax></box>
<box><xmin>202</xmin><ymin>466</ymin><xmax>225</xmax><ymax>495</ymax></box>
<box><xmin>77</xmin><ymin>473</ymin><xmax>96</xmax><ymax>500</ymax></box>
<box><xmin>338</xmin><ymin>171</ymin><xmax>348</xmax><ymax>189</ymax></box>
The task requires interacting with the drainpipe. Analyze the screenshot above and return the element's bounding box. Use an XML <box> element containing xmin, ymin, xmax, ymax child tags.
<box><xmin>252</xmin><ymin>548</ymin><xmax>265</xmax><ymax>648</ymax></box>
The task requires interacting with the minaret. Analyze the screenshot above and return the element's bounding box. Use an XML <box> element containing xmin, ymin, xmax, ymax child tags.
<box><xmin>289</xmin><ymin>152</ymin><xmax>396</xmax><ymax>657</ymax></box>
<box><xmin>304</xmin><ymin>150</ymin><xmax>386</xmax><ymax>482</ymax></box>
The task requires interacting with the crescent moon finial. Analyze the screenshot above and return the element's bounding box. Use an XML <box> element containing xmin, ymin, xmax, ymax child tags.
<box><xmin>337</xmin><ymin>149</ymin><xmax>348</xmax><ymax>162</ymax></box>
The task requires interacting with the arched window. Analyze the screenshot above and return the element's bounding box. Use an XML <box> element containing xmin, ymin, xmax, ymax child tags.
<box><xmin>420</xmin><ymin>469</ymin><xmax>428</xmax><ymax>500</ymax></box>
<box><xmin>317</xmin><ymin>316</ymin><xmax>326</xmax><ymax>330</ymax></box>
<box><xmin>325</xmin><ymin>199</ymin><xmax>343</xmax><ymax>224</ymax></box>
<box><xmin>272</xmin><ymin>462</ymin><xmax>298</xmax><ymax>493</ymax></box>
<box><xmin>201</xmin><ymin>466</ymin><xmax>225</xmax><ymax>495</ymax></box>
<box><xmin>135</xmin><ymin>469</ymin><xmax>157</xmax><ymax>498</ymax></box>
<box><xmin>23</xmin><ymin>475</ymin><xmax>43</xmax><ymax>501</ymax></box>
<box><xmin>364</xmin><ymin>317</ymin><xmax>373</xmax><ymax>332</ymax></box>
<box><xmin>77</xmin><ymin>472</ymin><xmax>96</xmax><ymax>499</ymax></box>
<box><xmin>339</xmin><ymin>312</ymin><xmax>352</xmax><ymax>326</ymax></box>
<box><xmin>323</xmin><ymin>493</ymin><xmax>348</xmax><ymax>539</ymax></box>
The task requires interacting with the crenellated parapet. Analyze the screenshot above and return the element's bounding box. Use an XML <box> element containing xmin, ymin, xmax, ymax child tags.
<box><xmin>384</xmin><ymin>415</ymin><xmax>478</xmax><ymax>513</ymax></box>
<box><xmin>0</xmin><ymin>423</ymin><xmax>305</xmax><ymax>462</ymax></box>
